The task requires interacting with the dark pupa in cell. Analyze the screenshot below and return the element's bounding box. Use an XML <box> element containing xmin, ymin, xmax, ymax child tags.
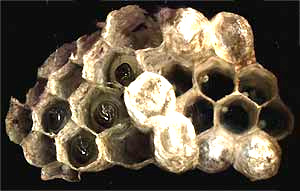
<box><xmin>93</xmin><ymin>101</ymin><xmax>119</xmax><ymax>129</ymax></box>
<box><xmin>68</xmin><ymin>130</ymin><xmax>99</xmax><ymax>168</ymax></box>
<box><xmin>114</xmin><ymin>63</ymin><xmax>136</xmax><ymax>86</ymax></box>
<box><xmin>42</xmin><ymin>100</ymin><xmax>71</xmax><ymax>134</ymax></box>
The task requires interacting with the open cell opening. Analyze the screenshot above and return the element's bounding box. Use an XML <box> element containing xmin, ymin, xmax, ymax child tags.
<box><xmin>164</xmin><ymin>64</ymin><xmax>193</xmax><ymax>97</ymax></box>
<box><xmin>199</xmin><ymin>69</ymin><xmax>234</xmax><ymax>101</ymax></box>
<box><xmin>219</xmin><ymin>99</ymin><xmax>256</xmax><ymax>134</ymax></box>
<box><xmin>238</xmin><ymin>71</ymin><xmax>275</xmax><ymax>105</ymax></box>
<box><xmin>67</xmin><ymin>129</ymin><xmax>99</xmax><ymax>168</ymax></box>
<box><xmin>184</xmin><ymin>98</ymin><xmax>214</xmax><ymax>134</ymax></box>
<box><xmin>258</xmin><ymin>101</ymin><xmax>293</xmax><ymax>139</ymax></box>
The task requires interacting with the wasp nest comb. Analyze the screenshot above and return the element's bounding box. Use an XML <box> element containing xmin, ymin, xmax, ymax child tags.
<box><xmin>5</xmin><ymin>5</ymin><xmax>294</xmax><ymax>182</ymax></box>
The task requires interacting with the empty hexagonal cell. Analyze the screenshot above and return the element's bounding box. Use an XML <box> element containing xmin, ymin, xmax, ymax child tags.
<box><xmin>258</xmin><ymin>98</ymin><xmax>294</xmax><ymax>140</ymax></box>
<box><xmin>102</xmin><ymin>5</ymin><xmax>162</xmax><ymax>49</ymax></box>
<box><xmin>47</xmin><ymin>62</ymin><xmax>83</xmax><ymax>99</ymax></box>
<box><xmin>238</xmin><ymin>64</ymin><xmax>278</xmax><ymax>105</ymax></box>
<box><xmin>184</xmin><ymin>97</ymin><xmax>214</xmax><ymax>135</ymax></box>
<box><xmin>32</xmin><ymin>93</ymin><xmax>72</xmax><ymax>136</ymax></box>
<box><xmin>5</xmin><ymin>98</ymin><xmax>33</xmax><ymax>144</ymax></box>
<box><xmin>216</xmin><ymin>95</ymin><xmax>258</xmax><ymax>134</ymax></box>
<box><xmin>69</xmin><ymin>82</ymin><xmax>129</xmax><ymax>133</ymax></box>
<box><xmin>162</xmin><ymin>64</ymin><xmax>193</xmax><ymax>97</ymax></box>
<box><xmin>99</xmin><ymin>121</ymin><xmax>153</xmax><ymax>168</ymax></box>
<box><xmin>195</xmin><ymin>57</ymin><xmax>235</xmax><ymax>101</ymax></box>
<box><xmin>67</xmin><ymin>129</ymin><xmax>99</xmax><ymax>168</ymax></box>
<box><xmin>210</xmin><ymin>12</ymin><xmax>255</xmax><ymax>66</ymax></box>
<box><xmin>21</xmin><ymin>131</ymin><xmax>56</xmax><ymax>167</ymax></box>
<box><xmin>200</xmin><ymin>71</ymin><xmax>234</xmax><ymax>101</ymax></box>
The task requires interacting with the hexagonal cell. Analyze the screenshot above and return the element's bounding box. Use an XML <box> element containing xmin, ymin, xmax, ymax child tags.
<box><xmin>67</xmin><ymin>129</ymin><xmax>99</xmax><ymax>168</ymax></box>
<box><xmin>210</xmin><ymin>12</ymin><xmax>255</xmax><ymax>66</ymax></box>
<box><xmin>70</xmin><ymin>30</ymin><xmax>102</xmax><ymax>65</ymax></box>
<box><xmin>82</xmin><ymin>38</ymin><xmax>111</xmax><ymax>84</ymax></box>
<box><xmin>69</xmin><ymin>82</ymin><xmax>129</xmax><ymax>133</ymax></box>
<box><xmin>102</xmin><ymin>5</ymin><xmax>162</xmax><ymax>49</ymax></box>
<box><xmin>160</xmin><ymin>7</ymin><xmax>211</xmax><ymax>62</ymax></box>
<box><xmin>5</xmin><ymin>98</ymin><xmax>33</xmax><ymax>144</ymax></box>
<box><xmin>237</xmin><ymin>64</ymin><xmax>278</xmax><ymax>105</ymax></box>
<box><xmin>47</xmin><ymin>62</ymin><xmax>83</xmax><ymax>99</ymax></box>
<box><xmin>89</xmin><ymin>92</ymin><xmax>128</xmax><ymax>133</ymax></box>
<box><xmin>216</xmin><ymin>94</ymin><xmax>258</xmax><ymax>135</ymax></box>
<box><xmin>55</xmin><ymin>120</ymin><xmax>110</xmax><ymax>172</ymax></box>
<box><xmin>195</xmin><ymin>57</ymin><xmax>235</xmax><ymax>101</ymax></box>
<box><xmin>38</xmin><ymin>42</ymin><xmax>76</xmax><ymax>79</ymax></box>
<box><xmin>41</xmin><ymin>161</ymin><xmax>80</xmax><ymax>182</ymax></box>
<box><xmin>147</xmin><ymin>112</ymin><xmax>199</xmax><ymax>173</ymax></box>
<box><xmin>25</xmin><ymin>78</ymin><xmax>48</xmax><ymax>106</ymax></box>
<box><xmin>197</xmin><ymin>129</ymin><xmax>234</xmax><ymax>173</ymax></box>
<box><xmin>184</xmin><ymin>97</ymin><xmax>214</xmax><ymax>135</ymax></box>
<box><xmin>83</xmin><ymin>44</ymin><xmax>143</xmax><ymax>86</ymax></box>
<box><xmin>258</xmin><ymin>98</ymin><xmax>294</xmax><ymax>140</ymax></box>
<box><xmin>41</xmin><ymin>100</ymin><xmax>71</xmax><ymax>135</ymax></box>
<box><xmin>21</xmin><ymin>131</ymin><xmax>56</xmax><ymax>167</ymax></box>
<box><xmin>99</xmin><ymin>121</ymin><xmax>153</xmax><ymax>168</ymax></box>
<box><xmin>162</xmin><ymin>64</ymin><xmax>193</xmax><ymax>97</ymax></box>
<box><xmin>32</xmin><ymin>93</ymin><xmax>72</xmax><ymax>136</ymax></box>
<box><xmin>105</xmin><ymin>51</ymin><xmax>143</xmax><ymax>86</ymax></box>
<box><xmin>233</xmin><ymin>131</ymin><xmax>281</xmax><ymax>181</ymax></box>
<box><xmin>124</xmin><ymin>72</ymin><xmax>176</xmax><ymax>130</ymax></box>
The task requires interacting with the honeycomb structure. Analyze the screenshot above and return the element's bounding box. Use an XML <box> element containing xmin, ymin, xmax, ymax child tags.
<box><xmin>5</xmin><ymin>5</ymin><xmax>294</xmax><ymax>182</ymax></box>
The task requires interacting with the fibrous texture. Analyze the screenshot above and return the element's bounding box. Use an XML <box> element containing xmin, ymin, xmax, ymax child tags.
<box><xmin>5</xmin><ymin>5</ymin><xmax>294</xmax><ymax>182</ymax></box>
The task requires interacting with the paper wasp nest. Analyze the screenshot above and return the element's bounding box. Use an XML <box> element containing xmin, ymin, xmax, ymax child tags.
<box><xmin>5</xmin><ymin>5</ymin><xmax>294</xmax><ymax>182</ymax></box>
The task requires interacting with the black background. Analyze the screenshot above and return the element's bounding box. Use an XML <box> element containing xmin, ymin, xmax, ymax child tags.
<box><xmin>2</xmin><ymin>0</ymin><xmax>300</xmax><ymax>190</ymax></box>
